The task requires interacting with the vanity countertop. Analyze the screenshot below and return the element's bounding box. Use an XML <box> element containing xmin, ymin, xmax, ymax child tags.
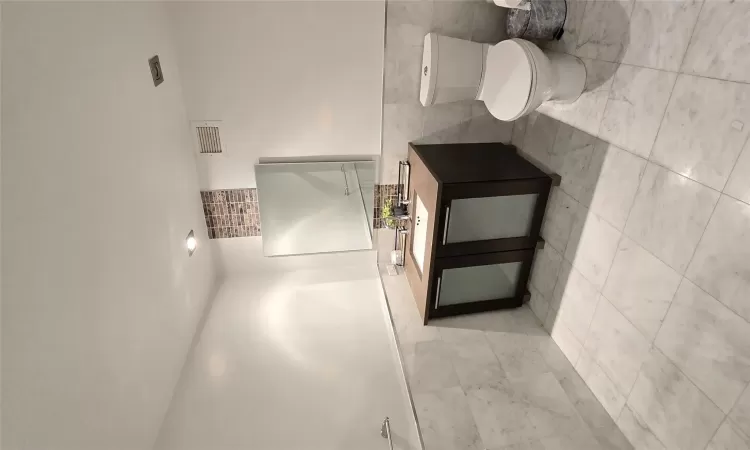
<box><xmin>412</xmin><ymin>142</ymin><xmax>548</xmax><ymax>184</ymax></box>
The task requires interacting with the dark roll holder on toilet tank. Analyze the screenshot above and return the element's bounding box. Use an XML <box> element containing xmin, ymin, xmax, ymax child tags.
<box><xmin>507</xmin><ymin>0</ymin><xmax>567</xmax><ymax>41</ymax></box>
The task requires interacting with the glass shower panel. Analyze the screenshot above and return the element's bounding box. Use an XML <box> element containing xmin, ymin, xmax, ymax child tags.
<box><xmin>255</xmin><ymin>161</ymin><xmax>375</xmax><ymax>256</ymax></box>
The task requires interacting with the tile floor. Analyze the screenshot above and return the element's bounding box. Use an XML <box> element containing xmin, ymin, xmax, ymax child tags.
<box><xmin>521</xmin><ymin>0</ymin><xmax>750</xmax><ymax>448</ymax></box>
<box><xmin>381</xmin><ymin>269</ymin><xmax>634</xmax><ymax>450</ymax></box>
<box><xmin>380</xmin><ymin>0</ymin><xmax>750</xmax><ymax>448</ymax></box>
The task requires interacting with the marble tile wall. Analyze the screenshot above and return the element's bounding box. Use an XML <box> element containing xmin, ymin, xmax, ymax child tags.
<box><xmin>516</xmin><ymin>1</ymin><xmax>750</xmax><ymax>448</ymax></box>
<box><xmin>380</xmin><ymin>0</ymin><xmax>513</xmax><ymax>185</ymax></box>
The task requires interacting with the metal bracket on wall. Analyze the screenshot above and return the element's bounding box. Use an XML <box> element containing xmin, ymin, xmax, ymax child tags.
<box><xmin>380</xmin><ymin>417</ymin><xmax>393</xmax><ymax>450</ymax></box>
<box><xmin>148</xmin><ymin>55</ymin><xmax>164</xmax><ymax>87</ymax></box>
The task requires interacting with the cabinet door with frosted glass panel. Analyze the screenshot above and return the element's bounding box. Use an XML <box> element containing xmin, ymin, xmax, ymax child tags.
<box><xmin>428</xmin><ymin>249</ymin><xmax>535</xmax><ymax>319</ymax></box>
<box><xmin>434</xmin><ymin>178</ymin><xmax>552</xmax><ymax>258</ymax></box>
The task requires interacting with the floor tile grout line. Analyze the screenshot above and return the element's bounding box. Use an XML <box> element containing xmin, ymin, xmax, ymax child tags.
<box><xmin>704</xmin><ymin>416</ymin><xmax>730</xmax><ymax>450</ymax></box>
<box><xmin>679</xmin><ymin>186</ymin><xmax>721</xmax><ymax>284</ymax></box>
<box><xmin>549</xmin><ymin>167</ymin><xmax>726</xmax><ymax>419</ymax></box>
<box><xmin>615</xmin><ymin>57</ymin><xmax>750</xmax><ymax>87</ymax></box>
<box><xmin>720</xmin><ymin>131</ymin><xmax>750</xmax><ymax>197</ymax></box>
<box><xmin>631</xmin><ymin>0</ymin><xmax>702</xmax><ymax>169</ymax></box>
<box><xmin>536</xmin><ymin>46</ymin><xmax>750</xmax><ymax>87</ymax></box>
<box><xmin>645</xmin><ymin>87</ymin><xmax>680</xmax><ymax>165</ymax></box>
<box><xmin>595</xmin><ymin>58</ymin><xmax>619</xmax><ymax>138</ymax></box>
<box><xmin>621</xmin><ymin>337</ymin><xmax>648</xmax><ymax>405</ymax></box>
<box><xmin>586</xmin><ymin>142</ymin><xmax>654</xmax><ymax>346</ymax></box>
<box><xmin>434</xmin><ymin>328</ymin><xmax>479</xmax><ymax>401</ymax></box>
<box><xmin>638</xmin><ymin>343</ymin><xmax>728</xmax><ymax>447</ymax></box>
<box><xmin>728</xmin><ymin>416</ymin><xmax>750</xmax><ymax>445</ymax></box>
<box><xmin>573</xmin><ymin>208</ymin><xmax>624</xmax><ymax>362</ymax></box>
<box><xmin>544</xmin><ymin>115</ymin><xmax>750</xmax><ymax>216</ymax></box>
<box><xmin>579</xmin><ymin>217</ymin><xmax>651</xmax><ymax>407</ymax></box>
<box><xmin>554</xmin><ymin>189</ymin><xmax>680</xmax><ymax>339</ymax></box>
<box><xmin>541</xmin><ymin>74</ymin><xmax>749</xmax><ymax>194</ymax></box>
<box><xmin>533</xmin><ymin>3</ymin><xmax>750</xmax><ymax>444</ymax></box>
<box><xmin>648</xmin><ymin>273</ymin><xmax>732</xmax><ymax>418</ymax></box>
<box><xmin>680</xmin><ymin>248</ymin><xmax>750</xmax><ymax>328</ymax></box>
<box><xmin>677</xmin><ymin>0</ymin><xmax>706</xmax><ymax>75</ymax></box>
<box><xmin>620</xmin><ymin>398</ymin><xmax>671</xmax><ymax>450</ymax></box>
<box><xmin>542</xmin><ymin>0</ymin><xmax>744</xmax><ymax>406</ymax></box>
<box><xmin>611</xmin><ymin>163</ymin><xmax>720</xmax><ymax>271</ymax></box>
<box><xmin>385</xmin><ymin>2</ymin><xmax>748</xmax><ymax>446</ymax></box>
<box><xmin>575</xmin><ymin>298</ymin><xmax>629</xmax><ymax>403</ymax></box>
<box><xmin>726</xmin><ymin>386</ymin><xmax>749</xmax><ymax>428</ymax></box>
<box><xmin>529</xmin><ymin>246</ymin><xmax>564</xmax><ymax>306</ymax></box>
<box><xmin>605</xmin><ymin>69</ymin><xmax>678</xmax><ymax>161</ymax></box>
<box><xmin>558</xmin><ymin>194</ymin><xmax>750</xmax><ymax>421</ymax></box>
<box><xmin>478</xmin><ymin>327</ymin><xmax>506</xmax><ymax>373</ymax></box>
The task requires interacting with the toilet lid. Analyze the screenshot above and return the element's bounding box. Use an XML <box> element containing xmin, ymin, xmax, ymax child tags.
<box><xmin>482</xmin><ymin>40</ymin><xmax>533</xmax><ymax>121</ymax></box>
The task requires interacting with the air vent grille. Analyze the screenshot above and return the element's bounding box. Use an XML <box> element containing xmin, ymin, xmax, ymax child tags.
<box><xmin>196</xmin><ymin>126</ymin><xmax>223</xmax><ymax>154</ymax></box>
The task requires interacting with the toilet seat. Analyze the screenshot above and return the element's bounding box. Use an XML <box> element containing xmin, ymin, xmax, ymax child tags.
<box><xmin>480</xmin><ymin>39</ymin><xmax>537</xmax><ymax>122</ymax></box>
<box><xmin>516</xmin><ymin>39</ymin><xmax>561</xmax><ymax>113</ymax></box>
<box><xmin>420</xmin><ymin>32</ymin><xmax>586</xmax><ymax>117</ymax></box>
<box><xmin>515</xmin><ymin>40</ymin><xmax>539</xmax><ymax>117</ymax></box>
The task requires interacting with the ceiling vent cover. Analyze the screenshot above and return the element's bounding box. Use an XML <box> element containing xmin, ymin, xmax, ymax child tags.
<box><xmin>192</xmin><ymin>121</ymin><xmax>225</xmax><ymax>154</ymax></box>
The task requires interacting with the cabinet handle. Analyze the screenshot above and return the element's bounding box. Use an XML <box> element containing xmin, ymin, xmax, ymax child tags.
<box><xmin>442</xmin><ymin>206</ymin><xmax>451</xmax><ymax>245</ymax></box>
<box><xmin>435</xmin><ymin>276</ymin><xmax>442</xmax><ymax>306</ymax></box>
<box><xmin>380</xmin><ymin>417</ymin><xmax>393</xmax><ymax>450</ymax></box>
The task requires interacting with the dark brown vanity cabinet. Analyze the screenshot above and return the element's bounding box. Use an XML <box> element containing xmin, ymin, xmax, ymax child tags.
<box><xmin>403</xmin><ymin>142</ymin><xmax>555</xmax><ymax>324</ymax></box>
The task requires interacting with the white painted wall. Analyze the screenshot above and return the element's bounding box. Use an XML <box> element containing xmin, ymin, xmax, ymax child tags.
<box><xmin>1</xmin><ymin>4</ymin><xmax>217</xmax><ymax>450</ymax></box>
<box><xmin>168</xmin><ymin>1</ymin><xmax>385</xmax><ymax>190</ymax></box>
<box><xmin>154</xmin><ymin>263</ymin><xmax>420</xmax><ymax>450</ymax></box>
<box><xmin>212</xmin><ymin>235</ymin><xmax>376</xmax><ymax>276</ymax></box>
<box><xmin>0</xmin><ymin>6</ymin><xmax>4</xmax><ymax>446</ymax></box>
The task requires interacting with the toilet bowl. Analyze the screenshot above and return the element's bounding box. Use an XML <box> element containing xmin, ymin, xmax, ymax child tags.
<box><xmin>420</xmin><ymin>33</ymin><xmax>586</xmax><ymax>122</ymax></box>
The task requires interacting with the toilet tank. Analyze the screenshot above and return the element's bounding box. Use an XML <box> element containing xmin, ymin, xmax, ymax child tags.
<box><xmin>420</xmin><ymin>33</ymin><xmax>486</xmax><ymax>106</ymax></box>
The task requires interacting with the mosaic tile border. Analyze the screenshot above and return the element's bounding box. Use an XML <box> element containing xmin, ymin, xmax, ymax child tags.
<box><xmin>200</xmin><ymin>189</ymin><xmax>260</xmax><ymax>239</ymax></box>
<box><xmin>201</xmin><ymin>184</ymin><xmax>407</xmax><ymax>239</ymax></box>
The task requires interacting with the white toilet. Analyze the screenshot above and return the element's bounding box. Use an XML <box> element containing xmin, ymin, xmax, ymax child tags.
<box><xmin>420</xmin><ymin>33</ymin><xmax>586</xmax><ymax>122</ymax></box>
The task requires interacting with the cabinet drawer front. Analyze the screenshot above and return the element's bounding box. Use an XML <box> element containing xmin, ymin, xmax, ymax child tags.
<box><xmin>429</xmin><ymin>249</ymin><xmax>534</xmax><ymax>318</ymax></box>
<box><xmin>438</xmin><ymin>262</ymin><xmax>523</xmax><ymax>306</ymax></box>
<box><xmin>444</xmin><ymin>194</ymin><xmax>539</xmax><ymax>244</ymax></box>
